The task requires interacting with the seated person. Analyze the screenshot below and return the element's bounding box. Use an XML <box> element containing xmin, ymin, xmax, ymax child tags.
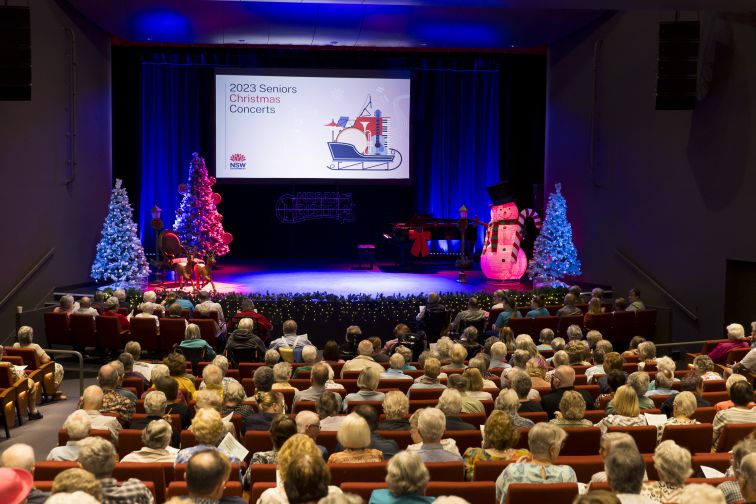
<box><xmin>708</xmin><ymin>323</ymin><xmax>750</xmax><ymax>364</ymax></box>
<box><xmin>121</xmin><ymin>419</ymin><xmax>178</xmax><ymax>462</ymax></box>
<box><xmin>526</xmin><ymin>295</ymin><xmax>550</xmax><ymax>319</ymax></box>
<box><xmin>379</xmin><ymin>391</ymin><xmax>411</xmax><ymax>430</ymax></box>
<box><xmin>129</xmin><ymin>390</ymin><xmax>180</xmax><ymax>447</ymax></box>
<box><xmin>380</xmin><ymin>353</ymin><xmax>413</xmax><ymax>380</ymax></box>
<box><xmin>225</xmin><ymin>318</ymin><xmax>265</xmax><ymax>363</ymax></box>
<box><xmin>463</xmin><ymin>410</ymin><xmax>530</xmax><ymax>481</ymax></box>
<box><xmin>626</xmin><ymin>288</ymin><xmax>646</xmax><ymax>311</ymax></box>
<box><xmin>556</xmin><ymin>293</ymin><xmax>582</xmax><ymax>317</ymax></box>
<box><xmin>712</xmin><ymin>380</ymin><xmax>756</xmax><ymax>448</ymax></box>
<box><xmin>326</xmin><ymin>413</ymin><xmax>383</xmax><ymax>463</ymax></box>
<box><xmin>412</xmin><ymin>408</ymin><xmax>463</xmax><ymax>463</ymax></box>
<box><xmin>47</xmin><ymin>410</ymin><xmax>91</xmax><ymax>461</ymax></box>
<box><xmin>179</xmin><ymin>323</ymin><xmax>217</xmax><ymax>360</ymax></box>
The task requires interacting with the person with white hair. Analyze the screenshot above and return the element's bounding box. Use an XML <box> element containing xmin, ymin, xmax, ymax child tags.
<box><xmin>441</xmin><ymin>343</ymin><xmax>468</xmax><ymax>371</ymax></box>
<box><xmin>292</xmin><ymin>345</ymin><xmax>319</xmax><ymax>378</ymax></box>
<box><xmin>413</xmin><ymin>408</ymin><xmax>463</xmax><ymax>463</ymax></box>
<box><xmin>708</xmin><ymin>323</ymin><xmax>750</xmax><ymax>364</ymax></box>
<box><xmin>589</xmin><ymin>433</ymin><xmax>645</xmax><ymax>485</ymax></box>
<box><xmin>381</xmin><ymin>353</ymin><xmax>413</xmax><ymax>380</ymax></box>
<box><xmin>53</xmin><ymin>294</ymin><xmax>80</xmax><ymax>316</ymax></box>
<box><xmin>369</xmin><ymin>450</ymin><xmax>434</xmax><ymax>504</ymax></box>
<box><xmin>46</xmin><ymin>492</ymin><xmax>100</xmax><ymax>504</ymax></box>
<box><xmin>47</xmin><ymin>410</ymin><xmax>91</xmax><ymax>460</ymax></box>
<box><xmin>604</xmin><ymin>445</ymin><xmax>657</xmax><ymax>504</ymax></box>
<box><xmin>271</xmin><ymin>361</ymin><xmax>298</xmax><ymax>391</ymax></box>
<box><xmin>437</xmin><ymin>389</ymin><xmax>476</xmax><ymax>430</ymax></box>
<box><xmin>719</xmin><ymin>439</ymin><xmax>756</xmax><ymax>504</ymax></box>
<box><xmin>656</xmin><ymin>391</ymin><xmax>699</xmax><ymax>443</ymax></box>
<box><xmin>78</xmin><ymin>436</ymin><xmax>154</xmax><ymax>503</ymax></box>
<box><xmin>692</xmin><ymin>354</ymin><xmax>722</xmax><ymax>381</ymax></box>
<box><xmin>495</xmin><ymin>388</ymin><xmax>535</xmax><ymax>429</ymax></box>
<box><xmin>79</xmin><ymin>386</ymin><xmax>121</xmax><ymax>442</ymax></box>
<box><xmin>343</xmin><ymin>367</ymin><xmax>384</xmax><ymax>412</ymax></box>
<box><xmin>14</xmin><ymin>325</ymin><xmax>66</xmax><ymax>399</ymax></box>
<box><xmin>566</xmin><ymin>324</ymin><xmax>583</xmax><ymax>341</ymax></box>
<box><xmin>640</xmin><ymin>441</ymin><xmax>692</xmax><ymax>502</ymax></box>
<box><xmin>1</xmin><ymin>443</ymin><xmax>50</xmax><ymax>504</ymax></box>
<box><xmin>130</xmin><ymin>390</ymin><xmax>180</xmax><ymax>447</ymax></box>
<box><xmin>75</xmin><ymin>297</ymin><xmax>98</xmax><ymax>317</ymax></box>
<box><xmin>179</xmin><ymin>323</ymin><xmax>217</xmax><ymax>359</ymax></box>
<box><xmin>647</xmin><ymin>356</ymin><xmax>678</xmax><ymax>391</ymax></box>
<box><xmin>294</xmin><ymin>362</ymin><xmax>343</xmax><ymax>408</ymax></box>
<box><xmin>327</xmin><ymin>413</ymin><xmax>383</xmax><ymax>463</ymax></box>
<box><xmin>175</xmin><ymin>408</ymin><xmax>242</xmax><ymax>465</ymax></box>
<box><xmin>489</xmin><ymin>341</ymin><xmax>510</xmax><ymax>370</ymax></box>
<box><xmin>131</xmin><ymin>300</ymin><xmax>160</xmax><ymax>328</ymax></box>
<box><xmin>121</xmin><ymin>419</ymin><xmax>177</xmax><ymax>462</ymax></box>
<box><xmin>224</xmin><ymin>317</ymin><xmax>266</xmax><ymax>362</ymax></box>
<box><xmin>379</xmin><ymin>391</ymin><xmax>411</xmax><ymax>430</ymax></box>
<box><xmin>678</xmin><ymin>484</ymin><xmax>726</xmax><ymax>504</ymax></box>
<box><xmin>340</xmin><ymin>339</ymin><xmax>385</xmax><ymax>378</ymax></box>
<box><xmin>496</xmin><ymin>423</ymin><xmax>576</xmax><ymax>503</ymax></box>
<box><xmin>294</xmin><ymin>410</ymin><xmax>330</xmax><ymax>460</ymax></box>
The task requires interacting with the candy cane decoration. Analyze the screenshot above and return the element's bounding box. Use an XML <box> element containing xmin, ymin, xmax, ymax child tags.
<box><xmin>511</xmin><ymin>208</ymin><xmax>542</xmax><ymax>261</ymax></box>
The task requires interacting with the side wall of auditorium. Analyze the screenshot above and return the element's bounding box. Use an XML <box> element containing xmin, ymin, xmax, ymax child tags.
<box><xmin>546</xmin><ymin>11</ymin><xmax>756</xmax><ymax>342</ymax></box>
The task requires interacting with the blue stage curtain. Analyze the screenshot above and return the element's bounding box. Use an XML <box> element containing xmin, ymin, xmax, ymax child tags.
<box><xmin>137</xmin><ymin>52</ymin><xmax>501</xmax><ymax>251</ymax></box>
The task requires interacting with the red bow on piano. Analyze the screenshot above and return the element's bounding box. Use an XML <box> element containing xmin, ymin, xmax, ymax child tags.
<box><xmin>408</xmin><ymin>229</ymin><xmax>431</xmax><ymax>257</ymax></box>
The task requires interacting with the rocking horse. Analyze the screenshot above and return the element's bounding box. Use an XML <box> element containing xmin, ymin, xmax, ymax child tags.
<box><xmin>194</xmin><ymin>253</ymin><xmax>216</xmax><ymax>292</ymax></box>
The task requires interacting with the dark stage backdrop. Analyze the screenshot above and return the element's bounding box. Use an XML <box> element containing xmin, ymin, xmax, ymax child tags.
<box><xmin>112</xmin><ymin>47</ymin><xmax>546</xmax><ymax>260</ymax></box>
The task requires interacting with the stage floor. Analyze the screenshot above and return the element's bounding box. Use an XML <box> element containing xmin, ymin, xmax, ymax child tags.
<box><xmin>163</xmin><ymin>259</ymin><xmax>532</xmax><ymax>296</ymax></box>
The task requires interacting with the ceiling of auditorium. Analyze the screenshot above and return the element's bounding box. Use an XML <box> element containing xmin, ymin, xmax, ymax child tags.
<box><xmin>63</xmin><ymin>0</ymin><xmax>753</xmax><ymax>49</ymax></box>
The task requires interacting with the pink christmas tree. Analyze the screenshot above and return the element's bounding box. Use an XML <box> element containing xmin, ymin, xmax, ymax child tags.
<box><xmin>173</xmin><ymin>152</ymin><xmax>232</xmax><ymax>258</ymax></box>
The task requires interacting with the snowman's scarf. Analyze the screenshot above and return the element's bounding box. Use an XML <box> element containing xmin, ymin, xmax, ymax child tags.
<box><xmin>486</xmin><ymin>219</ymin><xmax>518</xmax><ymax>252</ymax></box>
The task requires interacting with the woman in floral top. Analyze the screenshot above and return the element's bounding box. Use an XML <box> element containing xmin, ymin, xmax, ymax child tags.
<box><xmin>692</xmin><ymin>355</ymin><xmax>722</xmax><ymax>381</ymax></box>
<box><xmin>656</xmin><ymin>391</ymin><xmax>699</xmax><ymax>443</ymax></box>
<box><xmin>550</xmin><ymin>390</ymin><xmax>593</xmax><ymax>427</ymax></box>
<box><xmin>641</xmin><ymin>440</ymin><xmax>692</xmax><ymax>503</ymax></box>
<box><xmin>463</xmin><ymin>410</ymin><xmax>530</xmax><ymax>481</ymax></box>
<box><xmin>327</xmin><ymin>413</ymin><xmax>383</xmax><ymax>463</ymax></box>
<box><xmin>595</xmin><ymin>385</ymin><xmax>647</xmax><ymax>435</ymax></box>
<box><xmin>243</xmin><ymin>415</ymin><xmax>297</xmax><ymax>489</ymax></box>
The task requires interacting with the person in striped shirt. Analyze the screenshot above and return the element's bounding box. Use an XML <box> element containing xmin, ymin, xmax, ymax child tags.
<box><xmin>712</xmin><ymin>380</ymin><xmax>756</xmax><ymax>448</ymax></box>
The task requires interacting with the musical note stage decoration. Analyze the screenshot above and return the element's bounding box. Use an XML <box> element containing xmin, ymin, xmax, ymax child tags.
<box><xmin>275</xmin><ymin>192</ymin><xmax>356</xmax><ymax>224</ymax></box>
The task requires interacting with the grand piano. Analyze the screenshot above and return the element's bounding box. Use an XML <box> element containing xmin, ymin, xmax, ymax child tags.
<box><xmin>388</xmin><ymin>214</ymin><xmax>478</xmax><ymax>266</ymax></box>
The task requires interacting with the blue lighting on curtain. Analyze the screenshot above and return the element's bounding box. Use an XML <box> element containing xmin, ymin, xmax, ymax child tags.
<box><xmin>131</xmin><ymin>9</ymin><xmax>192</xmax><ymax>42</ymax></box>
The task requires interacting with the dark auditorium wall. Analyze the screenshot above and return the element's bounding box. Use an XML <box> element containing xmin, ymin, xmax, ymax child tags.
<box><xmin>0</xmin><ymin>0</ymin><xmax>111</xmax><ymax>339</ymax></box>
<box><xmin>545</xmin><ymin>11</ymin><xmax>756</xmax><ymax>342</ymax></box>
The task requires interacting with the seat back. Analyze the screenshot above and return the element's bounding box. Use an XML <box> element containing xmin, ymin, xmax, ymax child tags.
<box><xmin>715</xmin><ymin>422</ymin><xmax>756</xmax><ymax>452</ymax></box>
<box><xmin>376</xmin><ymin>430</ymin><xmax>413</xmax><ymax>449</ymax></box>
<box><xmin>408</xmin><ymin>387</ymin><xmax>445</xmax><ymax>401</ymax></box>
<box><xmin>506</xmin><ymin>483</ymin><xmax>579</xmax><ymax>504</ymax></box>
<box><xmin>691</xmin><ymin>407</ymin><xmax>717</xmax><ymax>424</ymax></box>
<box><xmin>427</xmin><ymin>481</ymin><xmax>496</xmax><ymax>503</ymax></box>
<box><xmin>703</xmin><ymin>380</ymin><xmax>726</xmax><ymax>392</ymax></box>
<box><xmin>575</xmin><ymin>384</ymin><xmax>600</xmax><ymax>400</ymax></box>
<box><xmin>702</xmin><ymin>391</ymin><xmax>729</xmax><ymax>404</ymax></box>
<box><xmin>180</xmin><ymin>430</ymin><xmax>197</xmax><ymax>449</ymax></box>
<box><xmin>131</xmin><ymin>413</ymin><xmax>181</xmax><ymax>431</ymax></box>
<box><xmin>189</xmin><ymin>319</ymin><xmax>218</xmax><ymax>348</ymax></box>
<box><xmin>583</xmin><ymin>410</ymin><xmax>606</xmax><ymax>424</ymax></box>
<box><xmin>159</xmin><ymin>318</ymin><xmax>188</xmax><ymax>353</ymax></box>
<box><xmin>238</xmin><ymin>362</ymin><xmax>265</xmax><ymax>378</ymax></box>
<box><xmin>178</xmin><ymin>346</ymin><xmax>206</xmax><ymax>368</ymax></box>
<box><xmin>166</xmin><ymin>481</ymin><xmax>242</xmax><ymax>499</ymax></box>
<box><xmin>691</xmin><ymin>452</ymin><xmax>731</xmax><ymax>473</ymax></box>
<box><xmin>226</xmin><ymin>347</ymin><xmax>263</xmax><ymax>368</ymax></box>
<box><xmin>130</xmin><ymin>318</ymin><xmax>160</xmax><ymax>352</ymax></box>
<box><xmin>69</xmin><ymin>314</ymin><xmax>97</xmax><ymax>348</ymax></box>
<box><xmin>560</xmin><ymin>427</ymin><xmax>602</xmax><ymax>456</ymax></box>
<box><xmin>58</xmin><ymin>428</ymin><xmax>111</xmax><ymax>445</ymax></box>
<box><xmin>448</xmin><ymin>429</ymin><xmax>483</xmax><ymax>454</ymax></box>
<box><xmin>118</xmin><ymin>429</ymin><xmax>145</xmax><ymax>459</ymax></box>
<box><xmin>555</xmin><ymin>455</ymin><xmax>603</xmax><ymax>483</ymax></box>
<box><xmin>426</xmin><ymin>461</ymin><xmax>464</xmax><ymax>481</ymax></box>
<box><xmin>316</xmin><ymin>431</ymin><xmax>339</xmax><ymax>453</ymax></box>
<box><xmin>377</xmin><ymin>379</ymin><xmax>413</xmax><ymax>394</ymax></box>
<box><xmin>660</xmin><ymin>423</ymin><xmax>714</xmax><ymax>454</ymax></box>
<box><xmin>174</xmin><ymin>463</ymin><xmax>241</xmax><ymax>481</ymax></box>
<box><xmin>727</xmin><ymin>347</ymin><xmax>751</xmax><ymax>365</ymax></box>
<box><xmin>123</xmin><ymin>377</ymin><xmax>146</xmax><ymax>397</ymax></box>
<box><xmin>245</xmin><ymin>463</ymin><xmax>276</xmax><ymax>484</ymax></box>
<box><xmin>635</xmin><ymin>310</ymin><xmax>656</xmax><ymax>339</ymax></box>
<box><xmin>44</xmin><ymin>312</ymin><xmax>71</xmax><ymax>347</ymax></box>
<box><xmin>611</xmin><ymin>311</ymin><xmax>636</xmax><ymax>348</ymax></box>
<box><xmin>423</xmin><ymin>310</ymin><xmax>450</xmax><ymax>343</ymax></box>
<box><xmin>329</xmin><ymin>462</ymin><xmax>387</xmax><ymax>486</ymax></box>
<box><xmin>345</xmin><ymin>400</ymin><xmax>384</xmax><ymax>413</ymax></box>
<box><xmin>607</xmin><ymin>425</ymin><xmax>658</xmax><ymax>453</ymax></box>
<box><xmin>585</xmin><ymin>313</ymin><xmax>613</xmax><ymax>335</ymax></box>
<box><xmin>531</xmin><ymin>316</ymin><xmax>559</xmax><ymax>334</ymax></box>
<box><xmin>459</xmin><ymin>317</ymin><xmax>488</xmax><ymax>336</ymax></box>
<box><xmin>95</xmin><ymin>316</ymin><xmax>124</xmax><ymax>349</ymax></box>
<box><xmin>474</xmin><ymin>460</ymin><xmax>511</xmax><ymax>482</ymax></box>
<box><xmin>34</xmin><ymin>461</ymin><xmax>78</xmax><ymax>480</ymax></box>
<box><xmin>340</xmin><ymin>482</ymin><xmax>387</xmax><ymax>501</ymax></box>
<box><xmin>113</xmin><ymin>463</ymin><xmax>167</xmax><ymax>503</ymax></box>
<box><xmin>507</xmin><ymin>318</ymin><xmax>534</xmax><ymax>336</ymax></box>
<box><xmin>4</xmin><ymin>347</ymin><xmax>41</xmax><ymax>369</ymax></box>
<box><xmin>488</xmin><ymin>309</ymin><xmax>504</xmax><ymax>329</ymax></box>
<box><xmin>244</xmin><ymin>430</ymin><xmax>273</xmax><ymax>455</ymax></box>
<box><xmin>518</xmin><ymin>411</ymin><xmax>548</xmax><ymax>423</ymax></box>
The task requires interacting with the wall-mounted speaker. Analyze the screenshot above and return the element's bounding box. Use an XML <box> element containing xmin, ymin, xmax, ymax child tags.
<box><xmin>0</xmin><ymin>6</ymin><xmax>31</xmax><ymax>101</ymax></box>
<box><xmin>656</xmin><ymin>21</ymin><xmax>699</xmax><ymax>110</ymax></box>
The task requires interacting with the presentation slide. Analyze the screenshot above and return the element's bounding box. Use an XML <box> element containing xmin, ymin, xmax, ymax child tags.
<box><xmin>215</xmin><ymin>69</ymin><xmax>411</xmax><ymax>181</ymax></box>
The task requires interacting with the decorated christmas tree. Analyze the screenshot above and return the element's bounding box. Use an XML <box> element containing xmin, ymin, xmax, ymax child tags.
<box><xmin>527</xmin><ymin>183</ymin><xmax>582</xmax><ymax>286</ymax></box>
<box><xmin>173</xmin><ymin>152</ymin><xmax>231</xmax><ymax>258</ymax></box>
<box><xmin>91</xmin><ymin>179</ymin><xmax>150</xmax><ymax>284</ymax></box>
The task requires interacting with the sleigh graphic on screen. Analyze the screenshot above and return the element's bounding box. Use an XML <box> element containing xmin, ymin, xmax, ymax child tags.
<box><xmin>324</xmin><ymin>95</ymin><xmax>403</xmax><ymax>171</ymax></box>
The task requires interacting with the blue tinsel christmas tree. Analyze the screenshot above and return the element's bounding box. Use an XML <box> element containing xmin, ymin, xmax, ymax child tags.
<box><xmin>91</xmin><ymin>179</ymin><xmax>150</xmax><ymax>284</ymax></box>
<box><xmin>527</xmin><ymin>183</ymin><xmax>582</xmax><ymax>286</ymax></box>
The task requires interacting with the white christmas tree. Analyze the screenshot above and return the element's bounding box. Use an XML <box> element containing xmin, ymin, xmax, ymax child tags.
<box><xmin>91</xmin><ymin>179</ymin><xmax>150</xmax><ymax>284</ymax></box>
<box><xmin>527</xmin><ymin>183</ymin><xmax>582</xmax><ymax>286</ymax></box>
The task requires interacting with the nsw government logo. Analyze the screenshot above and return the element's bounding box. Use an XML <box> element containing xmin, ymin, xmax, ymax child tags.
<box><xmin>229</xmin><ymin>153</ymin><xmax>247</xmax><ymax>170</ymax></box>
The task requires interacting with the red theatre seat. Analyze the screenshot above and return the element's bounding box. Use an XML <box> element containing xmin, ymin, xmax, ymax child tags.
<box><xmin>329</xmin><ymin>462</ymin><xmax>387</xmax><ymax>486</ymax></box>
<box><xmin>715</xmin><ymin>423</ymin><xmax>756</xmax><ymax>452</ymax></box>
<box><xmin>246</xmin><ymin>464</ymin><xmax>277</xmax><ymax>485</ymax></box>
<box><xmin>560</xmin><ymin>427</ymin><xmax>602</xmax><ymax>456</ymax></box>
<box><xmin>660</xmin><ymin>423</ymin><xmax>714</xmax><ymax>454</ymax></box>
<box><xmin>426</xmin><ymin>462</ymin><xmax>465</xmax><ymax>481</ymax></box>
<box><xmin>506</xmin><ymin>483</ymin><xmax>579</xmax><ymax>504</ymax></box>
<box><xmin>112</xmin><ymin>463</ymin><xmax>168</xmax><ymax>503</ymax></box>
<box><xmin>607</xmin><ymin>425</ymin><xmax>658</xmax><ymax>453</ymax></box>
<box><xmin>167</xmin><ymin>481</ymin><xmax>242</xmax><ymax>499</ymax></box>
<box><xmin>339</xmin><ymin>482</ymin><xmax>387</xmax><ymax>502</ymax></box>
<box><xmin>691</xmin><ymin>407</ymin><xmax>717</xmax><ymax>424</ymax></box>
<box><xmin>34</xmin><ymin>461</ymin><xmax>77</xmax><ymax>481</ymax></box>
<box><xmin>427</xmin><ymin>481</ymin><xmax>496</xmax><ymax>504</ymax></box>
<box><xmin>250</xmin><ymin>482</ymin><xmax>277</xmax><ymax>504</ymax></box>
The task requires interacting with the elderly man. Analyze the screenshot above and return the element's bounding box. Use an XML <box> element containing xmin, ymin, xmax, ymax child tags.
<box><xmin>1</xmin><ymin>443</ymin><xmax>50</xmax><ymax>503</ymax></box>
<box><xmin>75</xmin><ymin>297</ymin><xmax>99</xmax><ymax>317</ymax></box>
<box><xmin>556</xmin><ymin>293</ymin><xmax>582</xmax><ymax>317</ymax></box>
<box><xmin>138</xmin><ymin>290</ymin><xmax>164</xmax><ymax>316</ymax></box>
<box><xmin>542</xmin><ymin>366</ymin><xmax>595</xmax><ymax>419</ymax></box>
<box><xmin>292</xmin><ymin>345</ymin><xmax>318</xmax><ymax>378</ymax></box>
<box><xmin>131</xmin><ymin>303</ymin><xmax>160</xmax><ymax>328</ymax></box>
<box><xmin>53</xmin><ymin>295</ymin><xmax>80</xmax><ymax>316</ymax></box>
<box><xmin>186</xmin><ymin>449</ymin><xmax>246</xmax><ymax>504</ymax></box>
<box><xmin>489</xmin><ymin>342</ymin><xmax>511</xmax><ymax>370</ymax></box>
<box><xmin>98</xmin><ymin>364</ymin><xmax>135</xmax><ymax>425</ymax></box>
<box><xmin>108</xmin><ymin>360</ymin><xmax>138</xmax><ymax>404</ymax></box>
<box><xmin>295</xmin><ymin>410</ymin><xmax>329</xmax><ymax>459</ymax></box>
<box><xmin>268</xmin><ymin>319</ymin><xmax>312</xmax><ymax>357</ymax></box>
<box><xmin>450</xmin><ymin>297</ymin><xmax>488</xmax><ymax>332</ymax></box>
<box><xmin>78</xmin><ymin>436</ymin><xmax>154</xmax><ymax>503</ymax></box>
<box><xmin>415</xmin><ymin>292</ymin><xmax>446</xmax><ymax>322</ymax></box>
<box><xmin>437</xmin><ymin>389</ymin><xmax>475</xmax><ymax>430</ymax></box>
<box><xmin>414</xmin><ymin>408</ymin><xmax>463</xmax><ymax>462</ymax></box>
<box><xmin>605</xmin><ymin>446</ymin><xmax>658</xmax><ymax>504</ymax></box>
<box><xmin>447</xmin><ymin>374</ymin><xmax>484</xmax><ymax>414</ymax></box>
<box><xmin>130</xmin><ymin>390</ymin><xmax>180</xmax><ymax>448</ymax></box>
<box><xmin>340</xmin><ymin>339</ymin><xmax>385</xmax><ymax>378</ymax></box>
<box><xmin>408</xmin><ymin>358</ymin><xmax>446</xmax><ymax>398</ymax></box>
<box><xmin>293</xmin><ymin>362</ymin><xmax>342</xmax><ymax>408</ymax></box>
<box><xmin>80</xmin><ymin>386</ymin><xmax>121</xmax><ymax>441</ymax></box>
<box><xmin>380</xmin><ymin>353</ymin><xmax>413</xmax><ymax>380</ymax></box>
<box><xmin>225</xmin><ymin>318</ymin><xmax>266</xmax><ymax>362</ymax></box>
<box><xmin>627</xmin><ymin>288</ymin><xmax>646</xmax><ymax>312</ymax></box>
<box><xmin>121</xmin><ymin>420</ymin><xmax>178</xmax><ymax>463</ymax></box>
<box><xmin>118</xmin><ymin>352</ymin><xmax>149</xmax><ymax>389</ymax></box>
<box><xmin>47</xmin><ymin>410</ymin><xmax>91</xmax><ymax>461</ymax></box>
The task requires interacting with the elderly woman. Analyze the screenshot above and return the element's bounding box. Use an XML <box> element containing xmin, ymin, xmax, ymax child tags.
<box><xmin>621</xmin><ymin>336</ymin><xmax>646</xmax><ymax>362</ymax></box>
<box><xmin>242</xmin><ymin>415</ymin><xmax>298</xmax><ymax>488</ymax></box>
<box><xmin>544</xmin><ymin>350</ymin><xmax>569</xmax><ymax>382</ymax></box>
<box><xmin>258</xmin><ymin>434</ymin><xmax>344</xmax><ymax>504</ymax></box>
<box><xmin>641</xmin><ymin>441</ymin><xmax>692</xmax><ymax>502</ymax></box>
<box><xmin>657</xmin><ymin>391</ymin><xmax>699</xmax><ymax>443</ymax></box>
<box><xmin>441</xmin><ymin>343</ymin><xmax>468</xmax><ymax>371</ymax></box>
<box><xmin>596</xmin><ymin>385</ymin><xmax>648</xmax><ymax>435</ymax></box>
<box><xmin>435</xmin><ymin>337</ymin><xmax>453</xmax><ymax>362</ymax></box>
<box><xmin>178</xmin><ymin>323</ymin><xmax>216</xmax><ymax>359</ymax></box>
<box><xmin>551</xmin><ymin>390</ymin><xmax>593</xmax><ymax>427</ymax></box>
<box><xmin>15</xmin><ymin>326</ymin><xmax>66</xmax><ymax>400</ymax></box>
<box><xmin>369</xmin><ymin>450</ymin><xmax>434</xmax><ymax>504</ymax></box>
<box><xmin>526</xmin><ymin>358</ymin><xmax>551</xmax><ymax>390</ymax></box>
<box><xmin>637</xmin><ymin>341</ymin><xmax>658</xmax><ymax>371</ymax></box>
<box><xmin>175</xmin><ymin>408</ymin><xmax>241</xmax><ymax>465</ymax></box>
<box><xmin>244</xmin><ymin>391</ymin><xmax>284</xmax><ymax>432</ymax></box>
<box><xmin>327</xmin><ymin>413</ymin><xmax>383</xmax><ymax>463</ymax></box>
<box><xmin>317</xmin><ymin>391</ymin><xmax>344</xmax><ymax>431</ymax></box>
<box><xmin>468</xmin><ymin>357</ymin><xmax>498</xmax><ymax>388</ymax></box>
<box><xmin>121</xmin><ymin>419</ymin><xmax>177</xmax><ymax>462</ymax></box>
<box><xmin>379</xmin><ymin>391</ymin><xmax>411</xmax><ymax>430</ymax></box>
<box><xmin>645</xmin><ymin>368</ymin><xmax>677</xmax><ymax>397</ymax></box>
<box><xmin>408</xmin><ymin>357</ymin><xmax>446</xmax><ymax>397</ymax></box>
<box><xmin>47</xmin><ymin>410</ymin><xmax>91</xmax><ymax>460</ymax></box>
<box><xmin>460</xmin><ymin>326</ymin><xmax>482</xmax><ymax>357</ymax></box>
<box><xmin>201</xmin><ymin>364</ymin><xmax>224</xmax><ymax>401</ymax></box>
<box><xmin>221</xmin><ymin>381</ymin><xmax>255</xmax><ymax>422</ymax></box>
<box><xmin>463</xmin><ymin>411</ymin><xmax>530</xmax><ymax>481</ymax></box>
<box><xmin>0</xmin><ymin>347</ymin><xmax>43</xmax><ymax>420</ymax></box>
<box><xmin>607</xmin><ymin>372</ymin><xmax>654</xmax><ymax>413</ymax></box>
<box><xmin>405</xmin><ymin>408</ymin><xmax>458</xmax><ymax>457</ymax></box>
<box><xmin>495</xmin><ymin>423</ymin><xmax>577</xmax><ymax>503</ymax></box>
<box><xmin>463</xmin><ymin>368</ymin><xmax>493</xmax><ymax>401</ymax></box>
<box><xmin>163</xmin><ymin>352</ymin><xmax>196</xmax><ymax>400</ymax></box>
<box><xmin>709</xmin><ymin>323</ymin><xmax>750</xmax><ymax>364</ymax></box>
<box><xmin>437</xmin><ymin>388</ymin><xmax>475</xmax><ymax>430</ymax></box>
<box><xmin>648</xmin><ymin>356</ymin><xmax>679</xmax><ymax>391</ymax></box>
<box><xmin>589</xmin><ymin>432</ymin><xmax>643</xmax><ymax>484</ymax></box>
<box><xmin>719</xmin><ymin>438</ymin><xmax>756</xmax><ymax>504</ymax></box>
<box><xmin>692</xmin><ymin>354</ymin><xmax>722</xmax><ymax>381</ymax></box>
<box><xmin>343</xmin><ymin>367</ymin><xmax>385</xmax><ymax>412</ymax></box>
<box><xmin>496</xmin><ymin>389</ymin><xmax>535</xmax><ymax>429</ymax></box>
<box><xmin>566</xmin><ymin>340</ymin><xmax>591</xmax><ymax>367</ymax></box>
<box><xmin>265</xmin><ymin>349</ymin><xmax>280</xmax><ymax>367</ymax></box>
<box><xmin>271</xmin><ymin>362</ymin><xmax>298</xmax><ymax>391</ymax></box>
